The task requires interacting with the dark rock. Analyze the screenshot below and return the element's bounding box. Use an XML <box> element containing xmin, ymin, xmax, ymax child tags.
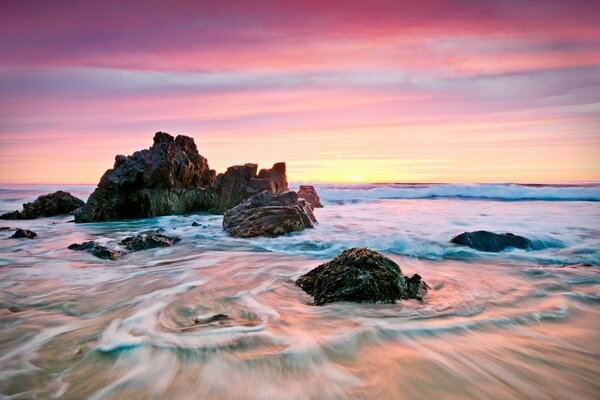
<box><xmin>120</xmin><ymin>234</ymin><xmax>180</xmax><ymax>251</ymax></box>
<box><xmin>191</xmin><ymin>221</ymin><xmax>201</xmax><ymax>227</ymax></box>
<box><xmin>0</xmin><ymin>226</ymin><xmax>11</xmax><ymax>231</ymax></box>
<box><xmin>10</xmin><ymin>229</ymin><xmax>37</xmax><ymax>239</ymax></box>
<box><xmin>296</xmin><ymin>248</ymin><xmax>429</xmax><ymax>305</ymax></box>
<box><xmin>75</xmin><ymin>132</ymin><xmax>289</xmax><ymax>222</ymax></box>
<box><xmin>193</xmin><ymin>314</ymin><xmax>230</xmax><ymax>324</ymax></box>
<box><xmin>1</xmin><ymin>191</ymin><xmax>85</xmax><ymax>220</ymax></box>
<box><xmin>223</xmin><ymin>191</ymin><xmax>316</xmax><ymax>238</ymax></box>
<box><xmin>297</xmin><ymin>185</ymin><xmax>323</xmax><ymax>208</ymax></box>
<box><xmin>68</xmin><ymin>241</ymin><xmax>124</xmax><ymax>260</ymax></box>
<box><xmin>451</xmin><ymin>230</ymin><xmax>532</xmax><ymax>252</ymax></box>
<box><xmin>215</xmin><ymin>162</ymin><xmax>288</xmax><ymax>212</ymax></box>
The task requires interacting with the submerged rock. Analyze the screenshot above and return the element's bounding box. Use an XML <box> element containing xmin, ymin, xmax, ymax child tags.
<box><xmin>74</xmin><ymin>132</ymin><xmax>289</xmax><ymax>222</ymax></box>
<box><xmin>120</xmin><ymin>234</ymin><xmax>180</xmax><ymax>251</ymax></box>
<box><xmin>0</xmin><ymin>227</ymin><xmax>11</xmax><ymax>231</ymax></box>
<box><xmin>297</xmin><ymin>185</ymin><xmax>323</xmax><ymax>208</ymax></box>
<box><xmin>10</xmin><ymin>229</ymin><xmax>37</xmax><ymax>239</ymax></box>
<box><xmin>451</xmin><ymin>230</ymin><xmax>532</xmax><ymax>252</ymax></box>
<box><xmin>1</xmin><ymin>191</ymin><xmax>84</xmax><ymax>220</ymax></box>
<box><xmin>68</xmin><ymin>241</ymin><xmax>124</xmax><ymax>260</ymax></box>
<box><xmin>191</xmin><ymin>221</ymin><xmax>201</xmax><ymax>227</ymax></box>
<box><xmin>216</xmin><ymin>162</ymin><xmax>288</xmax><ymax>212</ymax></box>
<box><xmin>223</xmin><ymin>191</ymin><xmax>316</xmax><ymax>238</ymax></box>
<box><xmin>296</xmin><ymin>248</ymin><xmax>429</xmax><ymax>305</ymax></box>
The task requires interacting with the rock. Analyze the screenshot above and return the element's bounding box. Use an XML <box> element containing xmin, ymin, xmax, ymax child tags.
<box><xmin>223</xmin><ymin>191</ymin><xmax>316</xmax><ymax>238</ymax></box>
<box><xmin>297</xmin><ymin>185</ymin><xmax>323</xmax><ymax>208</ymax></box>
<box><xmin>191</xmin><ymin>221</ymin><xmax>201</xmax><ymax>227</ymax></box>
<box><xmin>75</xmin><ymin>132</ymin><xmax>289</xmax><ymax>222</ymax></box>
<box><xmin>0</xmin><ymin>227</ymin><xmax>11</xmax><ymax>231</ymax></box>
<box><xmin>296</xmin><ymin>248</ymin><xmax>429</xmax><ymax>305</ymax></box>
<box><xmin>451</xmin><ymin>230</ymin><xmax>532</xmax><ymax>252</ymax></box>
<box><xmin>215</xmin><ymin>162</ymin><xmax>288</xmax><ymax>212</ymax></box>
<box><xmin>1</xmin><ymin>191</ymin><xmax>85</xmax><ymax>220</ymax></box>
<box><xmin>120</xmin><ymin>234</ymin><xmax>180</xmax><ymax>251</ymax></box>
<box><xmin>68</xmin><ymin>241</ymin><xmax>124</xmax><ymax>260</ymax></box>
<box><xmin>10</xmin><ymin>229</ymin><xmax>37</xmax><ymax>239</ymax></box>
<box><xmin>192</xmin><ymin>314</ymin><xmax>230</xmax><ymax>324</ymax></box>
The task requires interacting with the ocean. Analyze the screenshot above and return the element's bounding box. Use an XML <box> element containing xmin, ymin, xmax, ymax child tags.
<box><xmin>0</xmin><ymin>183</ymin><xmax>599</xmax><ymax>399</ymax></box>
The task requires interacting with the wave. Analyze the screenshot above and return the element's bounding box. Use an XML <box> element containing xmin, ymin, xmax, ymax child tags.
<box><xmin>309</xmin><ymin>183</ymin><xmax>600</xmax><ymax>203</ymax></box>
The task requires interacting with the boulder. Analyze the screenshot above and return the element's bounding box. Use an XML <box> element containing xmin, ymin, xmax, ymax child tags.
<box><xmin>223</xmin><ymin>191</ymin><xmax>316</xmax><ymax>238</ymax></box>
<box><xmin>451</xmin><ymin>231</ymin><xmax>532</xmax><ymax>252</ymax></box>
<box><xmin>296</xmin><ymin>248</ymin><xmax>429</xmax><ymax>305</ymax></box>
<box><xmin>297</xmin><ymin>185</ymin><xmax>323</xmax><ymax>208</ymax></box>
<box><xmin>74</xmin><ymin>132</ymin><xmax>289</xmax><ymax>222</ymax></box>
<box><xmin>215</xmin><ymin>162</ymin><xmax>288</xmax><ymax>212</ymax></box>
<box><xmin>1</xmin><ymin>191</ymin><xmax>84</xmax><ymax>220</ymax></box>
<box><xmin>10</xmin><ymin>229</ymin><xmax>38</xmax><ymax>239</ymax></box>
<box><xmin>68</xmin><ymin>241</ymin><xmax>125</xmax><ymax>260</ymax></box>
<box><xmin>120</xmin><ymin>234</ymin><xmax>180</xmax><ymax>251</ymax></box>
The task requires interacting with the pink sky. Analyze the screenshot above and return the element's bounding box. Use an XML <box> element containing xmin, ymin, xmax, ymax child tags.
<box><xmin>0</xmin><ymin>0</ymin><xmax>599</xmax><ymax>184</ymax></box>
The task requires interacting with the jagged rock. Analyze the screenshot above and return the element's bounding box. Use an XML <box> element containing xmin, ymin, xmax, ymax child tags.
<box><xmin>296</xmin><ymin>248</ymin><xmax>429</xmax><ymax>305</ymax></box>
<box><xmin>74</xmin><ymin>132</ymin><xmax>288</xmax><ymax>222</ymax></box>
<box><xmin>297</xmin><ymin>185</ymin><xmax>323</xmax><ymax>208</ymax></box>
<box><xmin>451</xmin><ymin>231</ymin><xmax>532</xmax><ymax>252</ymax></box>
<box><xmin>215</xmin><ymin>162</ymin><xmax>288</xmax><ymax>212</ymax></box>
<box><xmin>1</xmin><ymin>191</ymin><xmax>84</xmax><ymax>220</ymax></box>
<box><xmin>10</xmin><ymin>229</ymin><xmax>38</xmax><ymax>239</ymax></box>
<box><xmin>223</xmin><ymin>191</ymin><xmax>316</xmax><ymax>238</ymax></box>
<box><xmin>68</xmin><ymin>241</ymin><xmax>124</xmax><ymax>260</ymax></box>
<box><xmin>120</xmin><ymin>234</ymin><xmax>180</xmax><ymax>251</ymax></box>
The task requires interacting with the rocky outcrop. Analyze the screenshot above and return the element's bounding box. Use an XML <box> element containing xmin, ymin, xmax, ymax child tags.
<box><xmin>296</xmin><ymin>248</ymin><xmax>429</xmax><ymax>305</ymax></box>
<box><xmin>1</xmin><ymin>191</ymin><xmax>84</xmax><ymax>220</ymax></box>
<box><xmin>74</xmin><ymin>132</ymin><xmax>289</xmax><ymax>222</ymax></box>
<box><xmin>10</xmin><ymin>229</ymin><xmax>37</xmax><ymax>239</ymax></box>
<box><xmin>215</xmin><ymin>162</ymin><xmax>287</xmax><ymax>212</ymax></box>
<box><xmin>120</xmin><ymin>233</ymin><xmax>180</xmax><ymax>251</ymax></box>
<box><xmin>223</xmin><ymin>191</ymin><xmax>316</xmax><ymax>238</ymax></box>
<box><xmin>69</xmin><ymin>233</ymin><xmax>180</xmax><ymax>260</ymax></box>
<box><xmin>297</xmin><ymin>185</ymin><xmax>323</xmax><ymax>208</ymax></box>
<box><xmin>451</xmin><ymin>231</ymin><xmax>532</xmax><ymax>252</ymax></box>
<box><xmin>75</xmin><ymin>132</ymin><xmax>217</xmax><ymax>222</ymax></box>
<box><xmin>68</xmin><ymin>241</ymin><xmax>125</xmax><ymax>260</ymax></box>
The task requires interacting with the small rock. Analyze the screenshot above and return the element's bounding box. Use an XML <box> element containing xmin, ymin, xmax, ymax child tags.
<box><xmin>0</xmin><ymin>226</ymin><xmax>11</xmax><ymax>231</ymax></box>
<box><xmin>193</xmin><ymin>314</ymin><xmax>230</xmax><ymax>324</ymax></box>
<box><xmin>10</xmin><ymin>229</ymin><xmax>37</xmax><ymax>239</ymax></box>
<box><xmin>191</xmin><ymin>221</ymin><xmax>201</xmax><ymax>227</ymax></box>
<box><xmin>1</xmin><ymin>191</ymin><xmax>84</xmax><ymax>220</ymax></box>
<box><xmin>296</xmin><ymin>248</ymin><xmax>429</xmax><ymax>305</ymax></box>
<box><xmin>451</xmin><ymin>230</ymin><xmax>532</xmax><ymax>252</ymax></box>
<box><xmin>68</xmin><ymin>241</ymin><xmax>124</xmax><ymax>260</ymax></box>
<box><xmin>298</xmin><ymin>185</ymin><xmax>323</xmax><ymax>208</ymax></box>
<box><xmin>120</xmin><ymin>234</ymin><xmax>180</xmax><ymax>251</ymax></box>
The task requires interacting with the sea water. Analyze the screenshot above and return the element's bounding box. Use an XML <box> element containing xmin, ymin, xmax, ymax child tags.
<box><xmin>0</xmin><ymin>183</ymin><xmax>599</xmax><ymax>399</ymax></box>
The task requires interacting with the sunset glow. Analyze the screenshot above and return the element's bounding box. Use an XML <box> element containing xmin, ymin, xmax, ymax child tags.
<box><xmin>1</xmin><ymin>0</ymin><xmax>599</xmax><ymax>184</ymax></box>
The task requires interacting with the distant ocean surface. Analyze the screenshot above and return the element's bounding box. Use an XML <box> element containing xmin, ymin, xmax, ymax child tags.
<box><xmin>1</xmin><ymin>183</ymin><xmax>599</xmax><ymax>399</ymax></box>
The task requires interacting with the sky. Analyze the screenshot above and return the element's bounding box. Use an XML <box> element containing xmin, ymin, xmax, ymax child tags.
<box><xmin>0</xmin><ymin>0</ymin><xmax>599</xmax><ymax>184</ymax></box>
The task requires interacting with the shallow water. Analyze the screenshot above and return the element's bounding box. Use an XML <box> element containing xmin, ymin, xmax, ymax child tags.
<box><xmin>0</xmin><ymin>184</ymin><xmax>599</xmax><ymax>399</ymax></box>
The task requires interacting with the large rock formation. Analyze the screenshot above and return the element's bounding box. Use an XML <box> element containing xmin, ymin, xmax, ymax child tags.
<box><xmin>297</xmin><ymin>185</ymin><xmax>323</xmax><ymax>208</ymax></box>
<box><xmin>296</xmin><ymin>248</ymin><xmax>429</xmax><ymax>305</ymax></box>
<box><xmin>1</xmin><ymin>191</ymin><xmax>84</xmax><ymax>220</ymax></box>
<box><xmin>74</xmin><ymin>132</ymin><xmax>287</xmax><ymax>222</ymax></box>
<box><xmin>223</xmin><ymin>191</ymin><xmax>316</xmax><ymax>238</ymax></box>
<box><xmin>216</xmin><ymin>162</ymin><xmax>287</xmax><ymax>212</ymax></box>
<box><xmin>451</xmin><ymin>231</ymin><xmax>532</xmax><ymax>252</ymax></box>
